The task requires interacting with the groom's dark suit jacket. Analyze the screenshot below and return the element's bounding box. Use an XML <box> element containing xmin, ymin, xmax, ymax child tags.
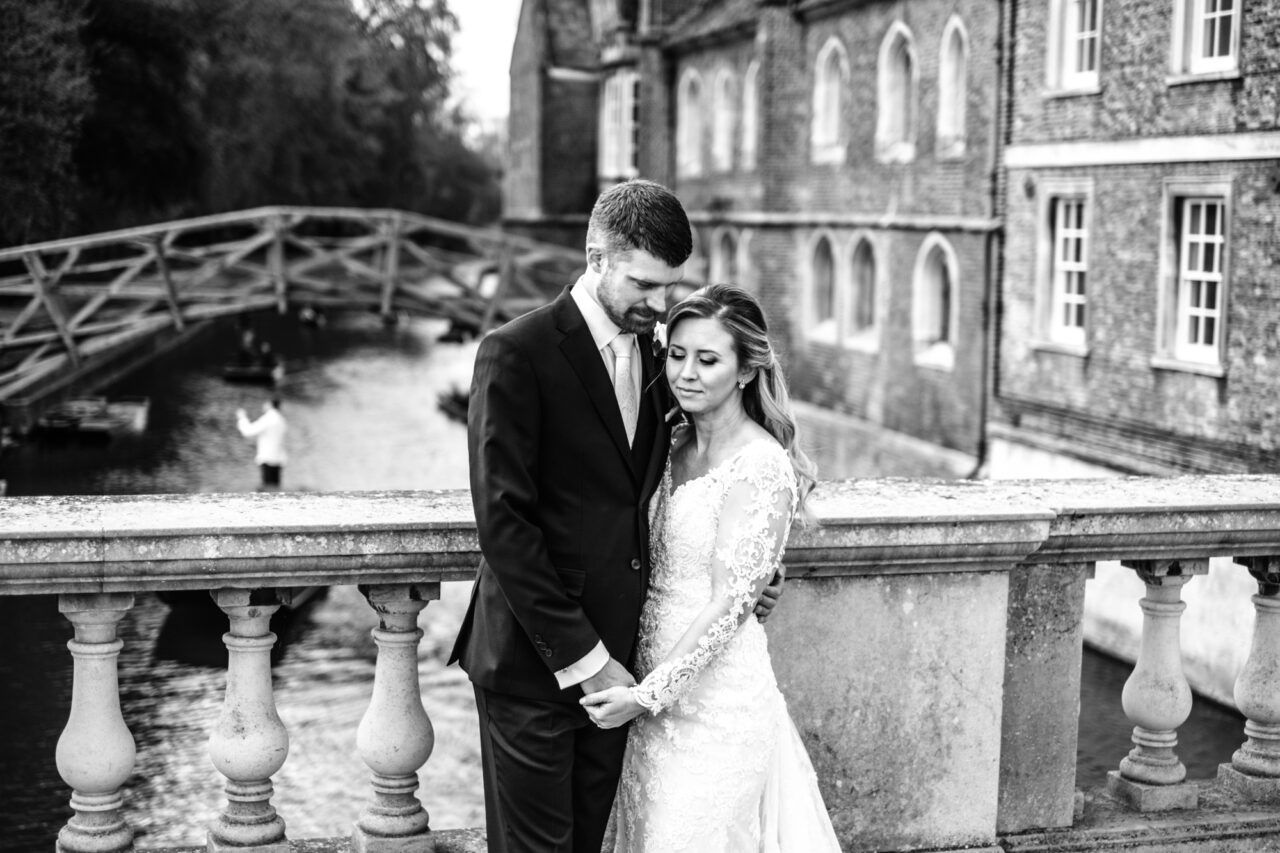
<box><xmin>450</xmin><ymin>285</ymin><xmax>672</xmax><ymax>704</ymax></box>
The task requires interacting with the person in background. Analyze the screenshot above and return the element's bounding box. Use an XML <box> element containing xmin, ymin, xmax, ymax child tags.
<box><xmin>236</xmin><ymin>396</ymin><xmax>287</xmax><ymax>489</ymax></box>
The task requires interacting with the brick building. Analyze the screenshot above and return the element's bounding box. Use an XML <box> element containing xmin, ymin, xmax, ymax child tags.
<box><xmin>505</xmin><ymin>0</ymin><xmax>1003</xmax><ymax>468</ymax></box>
<box><xmin>991</xmin><ymin>0</ymin><xmax>1280</xmax><ymax>477</ymax></box>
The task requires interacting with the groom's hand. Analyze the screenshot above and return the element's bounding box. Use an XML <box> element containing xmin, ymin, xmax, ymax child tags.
<box><xmin>580</xmin><ymin>656</ymin><xmax>635</xmax><ymax>695</ymax></box>
<box><xmin>753</xmin><ymin>567</ymin><xmax>786</xmax><ymax>623</ymax></box>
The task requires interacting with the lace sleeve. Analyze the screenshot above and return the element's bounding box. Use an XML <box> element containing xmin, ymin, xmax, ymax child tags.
<box><xmin>631</xmin><ymin>447</ymin><xmax>796</xmax><ymax>715</ymax></box>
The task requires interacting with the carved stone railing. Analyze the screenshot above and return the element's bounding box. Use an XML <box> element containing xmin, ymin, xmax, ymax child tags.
<box><xmin>5</xmin><ymin>478</ymin><xmax>1280</xmax><ymax>852</ymax></box>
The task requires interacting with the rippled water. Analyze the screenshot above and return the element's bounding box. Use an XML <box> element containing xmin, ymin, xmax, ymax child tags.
<box><xmin>0</xmin><ymin>310</ymin><xmax>483</xmax><ymax>849</ymax></box>
<box><xmin>0</xmin><ymin>309</ymin><xmax>1247</xmax><ymax>851</ymax></box>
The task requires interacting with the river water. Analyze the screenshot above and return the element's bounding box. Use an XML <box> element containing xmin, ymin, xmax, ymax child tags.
<box><xmin>0</xmin><ymin>309</ymin><xmax>1246</xmax><ymax>850</ymax></box>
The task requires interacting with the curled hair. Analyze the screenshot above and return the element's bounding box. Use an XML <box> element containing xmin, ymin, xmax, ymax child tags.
<box><xmin>666</xmin><ymin>284</ymin><xmax>818</xmax><ymax>521</ymax></box>
<box><xmin>586</xmin><ymin>179</ymin><xmax>693</xmax><ymax>269</ymax></box>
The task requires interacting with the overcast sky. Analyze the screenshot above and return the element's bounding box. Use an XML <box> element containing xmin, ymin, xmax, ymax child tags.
<box><xmin>451</xmin><ymin>0</ymin><xmax>522</xmax><ymax>125</ymax></box>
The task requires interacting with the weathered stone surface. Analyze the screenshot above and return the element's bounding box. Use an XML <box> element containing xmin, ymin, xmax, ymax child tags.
<box><xmin>998</xmin><ymin>562</ymin><xmax>1093</xmax><ymax>833</ymax></box>
<box><xmin>769</xmin><ymin>570</ymin><xmax>1011</xmax><ymax>852</ymax></box>
<box><xmin>1106</xmin><ymin>771</ymin><xmax>1199</xmax><ymax>811</ymax></box>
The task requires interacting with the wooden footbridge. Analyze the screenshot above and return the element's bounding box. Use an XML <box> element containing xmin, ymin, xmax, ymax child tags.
<box><xmin>0</xmin><ymin>206</ymin><xmax>582</xmax><ymax>431</ymax></box>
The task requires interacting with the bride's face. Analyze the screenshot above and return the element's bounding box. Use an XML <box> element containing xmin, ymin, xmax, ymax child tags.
<box><xmin>665</xmin><ymin>317</ymin><xmax>747</xmax><ymax>417</ymax></box>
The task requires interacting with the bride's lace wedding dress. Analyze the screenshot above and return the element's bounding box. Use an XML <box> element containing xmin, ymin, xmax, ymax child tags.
<box><xmin>612</xmin><ymin>438</ymin><xmax>842</xmax><ymax>853</ymax></box>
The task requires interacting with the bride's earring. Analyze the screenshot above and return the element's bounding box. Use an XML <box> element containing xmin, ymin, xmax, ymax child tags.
<box><xmin>737</xmin><ymin>379</ymin><xmax>747</xmax><ymax>390</ymax></box>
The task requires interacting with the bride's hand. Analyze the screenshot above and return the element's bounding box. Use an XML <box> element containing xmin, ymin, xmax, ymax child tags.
<box><xmin>580</xmin><ymin>686</ymin><xmax>644</xmax><ymax>729</ymax></box>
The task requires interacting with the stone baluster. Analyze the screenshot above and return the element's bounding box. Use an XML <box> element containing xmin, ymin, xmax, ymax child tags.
<box><xmin>55</xmin><ymin>593</ymin><xmax>137</xmax><ymax>853</ymax></box>
<box><xmin>1218</xmin><ymin>556</ymin><xmax>1280</xmax><ymax>801</ymax></box>
<box><xmin>1106</xmin><ymin>559</ymin><xmax>1206</xmax><ymax>811</ymax></box>
<box><xmin>208</xmin><ymin>589</ymin><xmax>290</xmax><ymax>853</ymax></box>
<box><xmin>352</xmin><ymin>583</ymin><xmax>440</xmax><ymax>853</ymax></box>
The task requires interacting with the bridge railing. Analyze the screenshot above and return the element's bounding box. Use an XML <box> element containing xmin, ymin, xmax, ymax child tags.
<box><xmin>5</xmin><ymin>478</ymin><xmax>1280</xmax><ymax>852</ymax></box>
<box><xmin>0</xmin><ymin>207</ymin><xmax>582</xmax><ymax>404</ymax></box>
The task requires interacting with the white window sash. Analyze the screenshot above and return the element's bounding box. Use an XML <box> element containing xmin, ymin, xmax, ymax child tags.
<box><xmin>1173</xmin><ymin>198</ymin><xmax>1225</xmax><ymax>363</ymax></box>
<box><xmin>1061</xmin><ymin>0</ymin><xmax>1100</xmax><ymax>89</ymax></box>
<box><xmin>1049</xmin><ymin>198</ymin><xmax>1088</xmax><ymax>346</ymax></box>
<box><xmin>1189</xmin><ymin>0</ymin><xmax>1238</xmax><ymax>74</ymax></box>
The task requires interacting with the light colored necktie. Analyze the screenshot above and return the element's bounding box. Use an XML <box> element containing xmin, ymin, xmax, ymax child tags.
<box><xmin>609</xmin><ymin>333</ymin><xmax>638</xmax><ymax>446</ymax></box>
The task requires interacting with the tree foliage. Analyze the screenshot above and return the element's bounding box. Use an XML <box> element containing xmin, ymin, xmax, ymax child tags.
<box><xmin>0</xmin><ymin>0</ymin><xmax>501</xmax><ymax>245</ymax></box>
<box><xmin>0</xmin><ymin>0</ymin><xmax>92</xmax><ymax>245</ymax></box>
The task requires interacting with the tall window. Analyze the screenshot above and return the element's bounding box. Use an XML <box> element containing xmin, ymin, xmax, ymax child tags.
<box><xmin>598</xmin><ymin>69</ymin><xmax>638</xmax><ymax>183</ymax></box>
<box><xmin>937</xmin><ymin>18</ymin><xmax>968</xmax><ymax>158</ymax></box>
<box><xmin>711</xmin><ymin>69</ymin><xmax>737</xmax><ymax>172</ymax></box>
<box><xmin>1157</xmin><ymin>181</ymin><xmax>1231</xmax><ymax>372</ymax></box>
<box><xmin>877</xmin><ymin>24</ymin><xmax>917</xmax><ymax>163</ymax></box>
<box><xmin>1049</xmin><ymin>198</ymin><xmax>1089</xmax><ymax>346</ymax></box>
<box><xmin>741</xmin><ymin>61</ymin><xmax>759</xmax><ymax>171</ymax></box>
<box><xmin>809</xmin><ymin>236</ymin><xmax>837</xmax><ymax>340</ymax></box>
<box><xmin>811</xmin><ymin>38</ymin><xmax>848</xmax><ymax>164</ymax></box>
<box><xmin>844</xmin><ymin>238</ymin><xmax>877</xmax><ymax>350</ymax></box>
<box><xmin>1047</xmin><ymin>0</ymin><xmax>1101</xmax><ymax>91</ymax></box>
<box><xmin>711</xmin><ymin>229</ymin><xmax>738</xmax><ymax>285</ymax></box>
<box><xmin>1175</xmin><ymin>199</ymin><xmax>1226</xmax><ymax>362</ymax></box>
<box><xmin>677</xmin><ymin>70</ymin><xmax>704</xmax><ymax>177</ymax></box>
<box><xmin>913</xmin><ymin>234</ymin><xmax>958</xmax><ymax>370</ymax></box>
<box><xmin>1174</xmin><ymin>0</ymin><xmax>1240</xmax><ymax>76</ymax></box>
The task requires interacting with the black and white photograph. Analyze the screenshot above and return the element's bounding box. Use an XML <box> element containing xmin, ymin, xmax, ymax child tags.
<box><xmin>1</xmin><ymin>1</ymin><xmax>1279</xmax><ymax>852</ymax></box>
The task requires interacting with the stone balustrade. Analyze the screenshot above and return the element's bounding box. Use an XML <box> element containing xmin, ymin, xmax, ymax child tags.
<box><xmin>5</xmin><ymin>478</ymin><xmax>1280</xmax><ymax>852</ymax></box>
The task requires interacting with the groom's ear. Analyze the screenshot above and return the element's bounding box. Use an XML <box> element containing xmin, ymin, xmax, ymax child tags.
<box><xmin>586</xmin><ymin>244</ymin><xmax>607</xmax><ymax>273</ymax></box>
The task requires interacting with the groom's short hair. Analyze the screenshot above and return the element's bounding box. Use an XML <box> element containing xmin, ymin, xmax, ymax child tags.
<box><xmin>586</xmin><ymin>179</ymin><xmax>693</xmax><ymax>269</ymax></box>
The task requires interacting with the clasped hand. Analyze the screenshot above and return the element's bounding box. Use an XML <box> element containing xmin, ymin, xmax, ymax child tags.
<box><xmin>581</xmin><ymin>685</ymin><xmax>644</xmax><ymax>729</ymax></box>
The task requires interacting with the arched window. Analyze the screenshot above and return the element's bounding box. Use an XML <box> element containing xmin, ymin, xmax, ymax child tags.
<box><xmin>808</xmin><ymin>235</ymin><xmax>837</xmax><ymax>340</ymax></box>
<box><xmin>913</xmin><ymin>234</ymin><xmax>959</xmax><ymax>370</ymax></box>
<box><xmin>677</xmin><ymin>70</ymin><xmax>704</xmax><ymax>177</ymax></box>
<box><xmin>937</xmin><ymin>18</ymin><xmax>968</xmax><ymax>159</ymax></box>
<box><xmin>598</xmin><ymin>69</ymin><xmax>639</xmax><ymax>181</ymax></box>
<box><xmin>711</xmin><ymin>68</ymin><xmax>737</xmax><ymax>172</ymax></box>
<box><xmin>741</xmin><ymin>60</ymin><xmax>759</xmax><ymax>171</ymax></box>
<box><xmin>877</xmin><ymin>23</ymin><xmax>917</xmax><ymax>163</ymax></box>
<box><xmin>711</xmin><ymin>228</ymin><xmax>738</xmax><ymax>284</ymax></box>
<box><xmin>850</xmin><ymin>239</ymin><xmax>876</xmax><ymax>334</ymax></box>
<box><xmin>811</xmin><ymin>38</ymin><xmax>848</xmax><ymax>164</ymax></box>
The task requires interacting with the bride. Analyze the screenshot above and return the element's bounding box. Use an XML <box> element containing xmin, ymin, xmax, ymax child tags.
<box><xmin>581</xmin><ymin>284</ymin><xmax>842</xmax><ymax>852</ymax></box>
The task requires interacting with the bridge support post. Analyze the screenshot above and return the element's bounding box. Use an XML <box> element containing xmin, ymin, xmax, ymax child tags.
<box><xmin>269</xmin><ymin>217</ymin><xmax>287</xmax><ymax>315</ymax></box>
<box><xmin>352</xmin><ymin>583</ymin><xmax>439</xmax><ymax>853</ymax></box>
<box><xmin>55</xmin><ymin>593</ymin><xmax>137</xmax><ymax>853</ymax></box>
<box><xmin>1219</xmin><ymin>557</ymin><xmax>1280</xmax><ymax>802</ymax></box>
<box><xmin>208</xmin><ymin>588</ymin><xmax>290</xmax><ymax>853</ymax></box>
<box><xmin>379</xmin><ymin>214</ymin><xmax>403</xmax><ymax>324</ymax></box>
<box><xmin>1106</xmin><ymin>559</ymin><xmax>1205</xmax><ymax>811</ymax></box>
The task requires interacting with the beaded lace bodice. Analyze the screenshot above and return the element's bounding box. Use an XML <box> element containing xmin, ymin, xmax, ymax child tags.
<box><xmin>630</xmin><ymin>437</ymin><xmax>796</xmax><ymax>714</ymax></box>
<box><xmin>611</xmin><ymin>436</ymin><xmax>827</xmax><ymax>853</ymax></box>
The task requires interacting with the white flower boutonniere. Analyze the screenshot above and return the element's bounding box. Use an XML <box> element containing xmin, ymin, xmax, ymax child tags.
<box><xmin>652</xmin><ymin>322</ymin><xmax>668</xmax><ymax>358</ymax></box>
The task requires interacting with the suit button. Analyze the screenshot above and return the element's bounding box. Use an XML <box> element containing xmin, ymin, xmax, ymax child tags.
<box><xmin>630</xmin><ymin>558</ymin><xmax>641</xmax><ymax>571</ymax></box>
<box><xmin>544</xmin><ymin>649</ymin><xmax>553</xmax><ymax>657</ymax></box>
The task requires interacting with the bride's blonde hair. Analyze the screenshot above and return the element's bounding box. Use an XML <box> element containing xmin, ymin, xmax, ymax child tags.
<box><xmin>665</xmin><ymin>284</ymin><xmax>817</xmax><ymax>521</ymax></box>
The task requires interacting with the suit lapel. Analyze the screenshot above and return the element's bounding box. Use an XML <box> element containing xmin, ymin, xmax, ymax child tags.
<box><xmin>556</xmin><ymin>290</ymin><xmax>640</xmax><ymax>478</ymax></box>
<box><xmin>637</xmin><ymin>332</ymin><xmax>671</xmax><ymax>500</ymax></box>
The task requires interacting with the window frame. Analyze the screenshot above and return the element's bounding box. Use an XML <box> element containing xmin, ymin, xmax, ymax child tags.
<box><xmin>1170</xmin><ymin>0</ymin><xmax>1241</xmax><ymax>80</ymax></box>
<box><xmin>709</xmin><ymin>226</ymin><xmax>739</xmax><ymax>286</ymax></box>
<box><xmin>811</xmin><ymin>37</ymin><xmax>849</xmax><ymax>165</ymax></box>
<box><xmin>912</xmin><ymin>232</ymin><xmax>959</xmax><ymax>371</ymax></box>
<box><xmin>937</xmin><ymin>17</ymin><xmax>968</xmax><ymax>160</ymax></box>
<box><xmin>1154</xmin><ymin>178</ymin><xmax>1232</xmax><ymax>375</ymax></box>
<box><xmin>711</xmin><ymin>67</ymin><xmax>737</xmax><ymax>173</ymax></box>
<box><xmin>805</xmin><ymin>231</ymin><xmax>840</xmax><ymax>344</ymax></box>
<box><xmin>1046</xmin><ymin>0</ymin><xmax>1103</xmax><ymax>94</ymax></box>
<box><xmin>677</xmin><ymin>69</ymin><xmax>704</xmax><ymax>178</ymax></box>
<box><xmin>843</xmin><ymin>234</ymin><xmax>881</xmax><ymax>353</ymax></box>
<box><xmin>876</xmin><ymin>22</ymin><xmax>918</xmax><ymax>164</ymax></box>
<box><xmin>597</xmin><ymin>68</ymin><xmax>639</xmax><ymax>183</ymax></box>
<box><xmin>1032</xmin><ymin>178</ymin><xmax>1094</xmax><ymax>355</ymax></box>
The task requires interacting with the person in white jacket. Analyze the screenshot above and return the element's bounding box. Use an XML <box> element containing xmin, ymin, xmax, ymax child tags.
<box><xmin>236</xmin><ymin>397</ymin><xmax>288</xmax><ymax>488</ymax></box>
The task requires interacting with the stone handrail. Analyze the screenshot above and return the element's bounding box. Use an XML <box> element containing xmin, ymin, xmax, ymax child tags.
<box><xmin>5</xmin><ymin>476</ymin><xmax>1280</xmax><ymax>851</ymax></box>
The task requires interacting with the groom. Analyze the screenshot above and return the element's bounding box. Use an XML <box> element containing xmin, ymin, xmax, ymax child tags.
<box><xmin>450</xmin><ymin>180</ymin><xmax>779</xmax><ymax>853</ymax></box>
